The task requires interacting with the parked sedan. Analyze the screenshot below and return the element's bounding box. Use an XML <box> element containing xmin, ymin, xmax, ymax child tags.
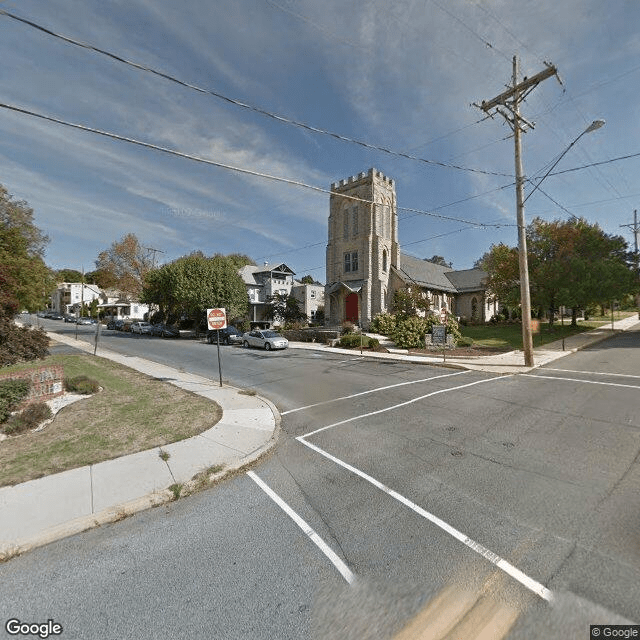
<box><xmin>242</xmin><ymin>329</ymin><xmax>289</xmax><ymax>351</ymax></box>
<box><xmin>75</xmin><ymin>317</ymin><xmax>94</xmax><ymax>325</ymax></box>
<box><xmin>207</xmin><ymin>326</ymin><xmax>243</xmax><ymax>345</ymax></box>
<box><xmin>151</xmin><ymin>323</ymin><xmax>180</xmax><ymax>338</ymax></box>
<box><xmin>130</xmin><ymin>321</ymin><xmax>152</xmax><ymax>334</ymax></box>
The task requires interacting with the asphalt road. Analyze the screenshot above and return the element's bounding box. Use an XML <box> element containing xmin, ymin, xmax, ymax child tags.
<box><xmin>2</xmin><ymin>319</ymin><xmax>639</xmax><ymax>639</ymax></box>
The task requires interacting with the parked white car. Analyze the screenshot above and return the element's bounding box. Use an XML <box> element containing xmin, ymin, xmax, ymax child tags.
<box><xmin>242</xmin><ymin>329</ymin><xmax>289</xmax><ymax>351</ymax></box>
<box><xmin>130</xmin><ymin>321</ymin><xmax>152</xmax><ymax>334</ymax></box>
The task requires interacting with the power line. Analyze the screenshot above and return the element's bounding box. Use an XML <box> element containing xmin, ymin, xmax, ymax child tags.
<box><xmin>0</xmin><ymin>7</ymin><xmax>513</xmax><ymax>179</ymax></box>
<box><xmin>551</xmin><ymin>151</ymin><xmax>640</xmax><ymax>177</ymax></box>
<box><xmin>427</xmin><ymin>0</ymin><xmax>511</xmax><ymax>62</ymax></box>
<box><xmin>0</xmin><ymin>101</ymin><xmax>505</xmax><ymax>229</ymax></box>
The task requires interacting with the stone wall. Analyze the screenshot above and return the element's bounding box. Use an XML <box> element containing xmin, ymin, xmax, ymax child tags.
<box><xmin>281</xmin><ymin>328</ymin><xmax>339</xmax><ymax>344</ymax></box>
<box><xmin>0</xmin><ymin>364</ymin><xmax>64</xmax><ymax>407</ymax></box>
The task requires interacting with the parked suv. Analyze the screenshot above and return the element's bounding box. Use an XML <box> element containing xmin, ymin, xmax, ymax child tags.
<box><xmin>207</xmin><ymin>326</ymin><xmax>243</xmax><ymax>345</ymax></box>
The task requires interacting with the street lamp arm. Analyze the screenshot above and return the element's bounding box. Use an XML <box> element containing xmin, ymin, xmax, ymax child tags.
<box><xmin>523</xmin><ymin>120</ymin><xmax>605</xmax><ymax>205</ymax></box>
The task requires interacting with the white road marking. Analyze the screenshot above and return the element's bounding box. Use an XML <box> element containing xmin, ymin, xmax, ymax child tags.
<box><xmin>301</xmin><ymin>376</ymin><xmax>507</xmax><ymax>438</ymax></box>
<box><xmin>247</xmin><ymin>471</ymin><xmax>356</xmax><ymax>585</ymax></box>
<box><xmin>282</xmin><ymin>371</ymin><xmax>468</xmax><ymax>415</ymax></box>
<box><xmin>296</xmin><ymin>437</ymin><xmax>553</xmax><ymax>602</ymax></box>
<box><xmin>522</xmin><ymin>373</ymin><xmax>640</xmax><ymax>390</ymax></box>
<box><xmin>544</xmin><ymin>367</ymin><xmax>640</xmax><ymax>380</ymax></box>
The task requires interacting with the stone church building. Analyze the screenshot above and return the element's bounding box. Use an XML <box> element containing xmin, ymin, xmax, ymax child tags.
<box><xmin>325</xmin><ymin>168</ymin><xmax>496</xmax><ymax>328</ymax></box>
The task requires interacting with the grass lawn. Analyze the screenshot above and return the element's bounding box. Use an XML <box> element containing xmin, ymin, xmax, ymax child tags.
<box><xmin>0</xmin><ymin>354</ymin><xmax>222</xmax><ymax>487</ymax></box>
<box><xmin>460</xmin><ymin>311</ymin><xmax>637</xmax><ymax>350</ymax></box>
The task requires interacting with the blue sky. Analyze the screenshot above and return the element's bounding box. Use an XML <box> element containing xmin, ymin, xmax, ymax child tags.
<box><xmin>1</xmin><ymin>0</ymin><xmax>639</xmax><ymax>281</ymax></box>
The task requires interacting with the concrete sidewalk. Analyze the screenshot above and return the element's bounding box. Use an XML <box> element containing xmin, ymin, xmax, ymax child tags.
<box><xmin>0</xmin><ymin>331</ymin><xmax>280</xmax><ymax>560</ymax></box>
<box><xmin>1</xmin><ymin>315</ymin><xmax>637</xmax><ymax>559</ymax></box>
<box><xmin>292</xmin><ymin>314</ymin><xmax>640</xmax><ymax>373</ymax></box>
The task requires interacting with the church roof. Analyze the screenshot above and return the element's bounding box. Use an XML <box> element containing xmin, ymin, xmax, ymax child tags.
<box><xmin>444</xmin><ymin>268</ymin><xmax>488</xmax><ymax>293</ymax></box>
<box><xmin>395</xmin><ymin>254</ymin><xmax>488</xmax><ymax>294</ymax></box>
<box><xmin>396</xmin><ymin>253</ymin><xmax>457</xmax><ymax>293</ymax></box>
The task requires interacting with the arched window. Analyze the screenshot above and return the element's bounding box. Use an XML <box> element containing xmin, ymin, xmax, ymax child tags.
<box><xmin>343</xmin><ymin>209</ymin><xmax>349</xmax><ymax>239</ymax></box>
<box><xmin>471</xmin><ymin>297</ymin><xmax>478</xmax><ymax>320</ymax></box>
<box><xmin>382</xmin><ymin>249</ymin><xmax>388</xmax><ymax>272</ymax></box>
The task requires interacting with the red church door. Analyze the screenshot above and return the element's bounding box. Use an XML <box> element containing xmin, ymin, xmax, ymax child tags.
<box><xmin>345</xmin><ymin>293</ymin><xmax>359</xmax><ymax>323</ymax></box>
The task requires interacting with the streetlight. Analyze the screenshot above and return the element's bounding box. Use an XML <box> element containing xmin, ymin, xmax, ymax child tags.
<box><xmin>524</xmin><ymin>120</ymin><xmax>605</xmax><ymax>204</ymax></box>
<box><xmin>517</xmin><ymin>119</ymin><xmax>605</xmax><ymax>366</ymax></box>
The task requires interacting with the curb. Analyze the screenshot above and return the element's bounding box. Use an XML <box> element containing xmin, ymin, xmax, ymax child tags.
<box><xmin>0</xmin><ymin>331</ymin><xmax>281</xmax><ymax>561</ymax></box>
<box><xmin>0</xmin><ymin>398</ymin><xmax>280</xmax><ymax>561</ymax></box>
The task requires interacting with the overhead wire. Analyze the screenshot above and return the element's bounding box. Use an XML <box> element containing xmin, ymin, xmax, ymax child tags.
<box><xmin>426</xmin><ymin>0</ymin><xmax>512</xmax><ymax>63</ymax></box>
<box><xmin>0</xmin><ymin>101</ymin><xmax>508</xmax><ymax>230</ymax></box>
<box><xmin>0</xmin><ymin>7</ymin><xmax>512</xmax><ymax>178</ymax></box>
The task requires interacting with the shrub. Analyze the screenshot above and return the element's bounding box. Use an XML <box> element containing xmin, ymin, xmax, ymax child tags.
<box><xmin>370</xmin><ymin>312</ymin><xmax>397</xmax><ymax>336</ymax></box>
<box><xmin>457</xmin><ymin>336</ymin><xmax>474</xmax><ymax>347</ymax></box>
<box><xmin>341</xmin><ymin>321</ymin><xmax>356</xmax><ymax>335</ymax></box>
<box><xmin>0</xmin><ymin>378</ymin><xmax>31</xmax><ymax>423</ymax></box>
<box><xmin>391</xmin><ymin>316</ymin><xmax>431</xmax><ymax>349</ymax></box>
<box><xmin>64</xmin><ymin>375</ymin><xmax>100</xmax><ymax>394</ymax></box>
<box><xmin>0</xmin><ymin>315</ymin><xmax>49</xmax><ymax>367</ymax></box>
<box><xmin>338</xmin><ymin>334</ymin><xmax>380</xmax><ymax>349</ymax></box>
<box><xmin>3</xmin><ymin>402</ymin><xmax>52</xmax><ymax>435</ymax></box>
<box><xmin>391</xmin><ymin>313</ymin><xmax>462</xmax><ymax>349</ymax></box>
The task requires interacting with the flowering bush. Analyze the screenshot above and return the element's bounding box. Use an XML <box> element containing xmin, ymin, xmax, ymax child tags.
<box><xmin>370</xmin><ymin>312</ymin><xmax>397</xmax><ymax>336</ymax></box>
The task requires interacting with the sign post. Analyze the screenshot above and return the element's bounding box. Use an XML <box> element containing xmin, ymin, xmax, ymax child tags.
<box><xmin>440</xmin><ymin>308</ymin><xmax>448</xmax><ymax>362</ymax></box>
<box><xmin>93</xmin><ymin>320</ymin><xmax>102</xmax><ymax>356</ymax></box>
<box><xmin>207</xmin><ymin>308</ymin><xmax>227</xmax><ymax>387</ymax></box>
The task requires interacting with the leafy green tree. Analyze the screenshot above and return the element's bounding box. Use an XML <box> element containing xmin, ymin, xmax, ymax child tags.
<box><xmin>478</xmin><ymin>243</ymin><xmax>520</xmax><ymax>310</ymax></box>
<box><xmin>0</xmin><ymin>187</ymin><xmax>55</xmax><ymax>314</ymax></box>
<box><xmin>219</xmin><ymin>253</ymin><xmax>255</xmax><ymax>271</ymax></box>
<box><xmin>391</xmin><ymin>287</ymin><xmax>431</xmax><ymax>317</ymax></box>
<box><xmin>141</xmin><ymin>253</ymin><xmax>248</xmax><ymax>326</ymax></box>
<box><xmin>56</xmin><ymin>269</ymin><xmax>84</xmax><ymax>282</ymax></box>
<box><xmin>481</xmin><ymin>218</ymin><xmax>639</xmax><ymax>327</ymax></box>
<box><xmin>300</xmin><ymin>275</ymin><xmax>315</xmax><ymax>285</ymax></box>
<box><xmin>427</xmin><ymin>255</ymin><xmax>450</xmax><ymax>267</ymax></box>
<box><xmin>0</xmin><ymin>185</ymin><xmax>51</xmax><ymax>364</ymax></box>
<box><xmin>264</xmin><ymin>293</ymin><xmax>307</xmax><ymax>324</ymax></box>
<box><xmin>0</xmin><ymin>185</ymin><xmax>49</xmax><ymax>258</ymax></box>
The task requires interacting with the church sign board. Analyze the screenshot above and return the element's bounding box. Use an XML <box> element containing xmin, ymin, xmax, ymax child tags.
<box><xmin>432</xmin><ymin>324</ymin><xmax>447</xmax><ymax>345</ymax></box>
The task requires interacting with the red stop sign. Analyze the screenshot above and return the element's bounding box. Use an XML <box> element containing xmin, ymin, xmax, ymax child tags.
<box><xmin>207</xmin><ymin>308</ymin><xmax>227</xmax><ymax>330</ymax></box>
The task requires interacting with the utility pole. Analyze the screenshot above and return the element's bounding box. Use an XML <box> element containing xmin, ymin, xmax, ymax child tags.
<box><xmin>475</xmin><ymin>56</ymin><xmax>558</xmax><ymax>367</ymax></box>
<box><xmin>143</xmin><ymin>246</ymin><xmax>165</xmax><ymax>270</ymax></box>
<box><xmin>143</xmin><ymin>247</ymin><xmax>164</xmax><ymax>322</ymax></box>
<box><xmin>620</xmin><ymin>210</ymin><xmax>640</xmax><ymax>313</ymax></box>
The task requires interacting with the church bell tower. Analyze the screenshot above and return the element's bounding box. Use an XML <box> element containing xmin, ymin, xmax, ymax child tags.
<box><xmin>325</xmin><ymin>168</ymin><xmax>399</xmax><ymax>327</ymax></box>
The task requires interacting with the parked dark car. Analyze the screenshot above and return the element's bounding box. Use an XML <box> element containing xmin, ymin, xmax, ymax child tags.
<box><xmin>151</xmin><ymin>324</ymin><xmax>180</xmax><ymax>338</ymax></box>
<box><xmin>112</xmin><ymin>319</ymin><xmax>125</xmax><ymax>331</ymax></box>
<box><xmin>64</xmin><ymin>315</ymin><xmax>76</xmax><ymax>323</ymax></box>
<box><xmin>207</xmin><ymin>326</ymin><xmax>243</xmax><ymax>345</ymax></box>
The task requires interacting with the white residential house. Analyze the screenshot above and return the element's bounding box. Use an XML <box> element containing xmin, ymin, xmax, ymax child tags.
<box><xmin>97</xmin><ymin>289</ymin><xmax>149</xmax><ymax>320</ymax></box>
<box><xmin>239</xmin><ymin>263</ymin><xmax>296</xmax><ymax>327</ymax></box>
<box><xmin>239</xmin><ymin>263</ymin><xmax>324</xmax><ymax>327</ymax></box>
<box><xmin>51</xmin><ymin>282</ymin><xmax>103</xmax><ymax>315</ymax></box>
<box><xmin>291</xmin><ymin>281</ymin><xmax>325</xmax><ymax>323</ymax></box>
